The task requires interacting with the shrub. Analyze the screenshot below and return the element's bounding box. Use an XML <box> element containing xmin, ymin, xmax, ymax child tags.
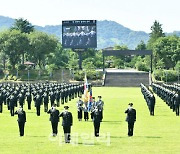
<box><xmin>74</xmin><ymin>70</ymin><xmax>102</xmax><ymax>81</ymax></box>
<box><xmin>162</xmin><ymin>70</ymin><xmax>177</xmax><ymax>82</ymax></box>
<box><xmin>153</xmin><ymin>69</ymin><xmax>164</xmax><ymax>81</ymax></box>
<box><xmin>154</xmin><ymin>69</ymin><xmax>178</xmax><ymax>82</ymax></box>
<box><xmin>135</xmin><ymin>61</ymin><xmax>149</xmax><ymax>72</ymax></box>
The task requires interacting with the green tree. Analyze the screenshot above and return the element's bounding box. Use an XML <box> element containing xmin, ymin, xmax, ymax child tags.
<box><xmin>153</xmin><ymin>36</ymin><xmax>180</xmax><ymax>69</ymax></box>
<box><xmin>0</xmin><ymin>30</ymin><xmax>29</xmax><ymax>70</ymax></box>
<box><xmin>29</xmin><ymin>31</ymin><xmax>58</xmax><ymax>68</ymax></box>
<box><xmin>147</xmin><ymin>20</ymin><xmax>165</xmax><ymax>49</ymax></box>
<box><xmin>11</xmin><ymin>18</ymin><xmax>34</xmax><ymax>65</ymax></box>
<box><xmin>11</xmin><ymin>18</ymin><xmax>34</xmax><ymax>34</ymax></box>
<box><xmin>135</xmin><ymin>40</ymin><xmax>146</xmax><ymax>50</ymax></box>
<box><xmin>47</xmin><ymin>43</ymin><xmax>70</xmax><ymax>68</ymax></box>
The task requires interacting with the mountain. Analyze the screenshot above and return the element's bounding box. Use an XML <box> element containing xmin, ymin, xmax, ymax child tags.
<box><xmin>0</xmin><ymin>16</ymin><xmax>180</xmax><ymax>49</ymax></box>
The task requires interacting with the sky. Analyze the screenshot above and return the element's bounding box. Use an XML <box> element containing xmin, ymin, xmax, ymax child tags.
<box><xmin>0</xmin><ymin>0</ymin><xmax>179</xmax><ymax>33</ymax></box>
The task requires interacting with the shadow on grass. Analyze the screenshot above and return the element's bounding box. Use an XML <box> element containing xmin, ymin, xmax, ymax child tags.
<box><xmin>102</xmin><ymin>121</ymin><xmax>121</xmax><ymax>124</ymax></box>
<box><xmin>27</xmin><ymin>135</ymin><xmax>47</xmax><ymax>138</ymax></box>
<box><xmin>110</xmin><ymin>136</ymin><xmax>124</xmax><ymax>139</ymax></box>
<box><xmin>144</xmin><ymin>136</ymin><xmax>162</xmax><ymax>139</ymax></box>
<box><xmin>111</xmin><ymin>136</ymin><xmax>162</xmax><ymax>139</ymax></box>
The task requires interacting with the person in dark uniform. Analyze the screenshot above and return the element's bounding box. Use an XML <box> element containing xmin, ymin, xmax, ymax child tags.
<box><xmin>61</xmin><ymin>88</ymin><xmax>65</xmax><ymax>105</ymax></box>
<box><xmin>34</xmin><ymin>93</ymin><xmax>42</xmax><ymax>116</ymax></box>
<box><xmin>43</xmin><ymin>92</ymin><xmax>49</xmax><ymax>112</ymax></box>
<box><xmin>15</xmin><ymin>106</ymin><xmax>26</xmax><ymax>137</ymax></box>
<box><xmin>47</xmin><ymin>104</ymin><xmax>60</xmax><ymax>136</ymax></box>
<box><xmin>83</xmin><ymin>103</ymin><xmax>89</xmax><ymax>121</ymax></box>
<box><xmin>50</xmin><ymin>91</ymin><xmax>55</xmax><ymax>107</ymax></box>
<box><xmin>174</xmin><ymin>93</ymin><xmax>180</xmax><ymax>116</ymax></box>
<box><xmin>59</xmin><ymin>106</ymin><xmax>73</xmax><ymax>143</ymax></box>
<box><xmin>9</xmin><ymin>94</ymin><xmax>15</xmax><ymax>116</ymax></box>
<box><xmin>77</xmin><ymin>96</ymin><xmax>83</xmax><ymax>121</ymax></box>
<box><xmin>125</xmin><ymin>103</ymin><xmax>136</xmax><ymax>137</ymax></box>
<box><xmin>18</xmin><ymin>93</ymin><xmax>25</xmax><ymax>109</ymax></box>
<box><xmin>149</xmin><ymin>94</ymin><xmax>156</xmax><ymax>116</ymax></box>
<box><xmin>90</xmin><ymin>97</ymin><xmax>96</xmax><ymax>120</ymax></box>
<box><xmin>97</xmin><ymin>96</ymin><xmax>104</xmax><ymax>121</ymax></box>
<box><xmin>26</xmin><ymin>91</ymin><xmax>32</xmax><ymax>110</ymax></box>
<box><xmin>0</xmin><ymin>92</ymin><xmax>3</xmax><ymax>113</ymax></box>
<box><xmin>55</xmin><ymin>89</ymin><xmax>60</xmax><ymax>107</ymax></box>
<box><xmin>92</xmin><ymin>106</ymin><xmax>101</xmax><ymax>137</ymax></box>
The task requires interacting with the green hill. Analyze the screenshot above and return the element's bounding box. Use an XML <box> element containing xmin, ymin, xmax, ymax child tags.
<box><xmin>0</xmin><ymin>16</ymin><xmax>180</xmax><ymax>49</ymax></box>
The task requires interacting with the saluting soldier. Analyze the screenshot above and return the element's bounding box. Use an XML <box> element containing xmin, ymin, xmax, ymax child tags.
<box><xmin>92</xmin><ymin>106</ymin><xmax>101</xmax><ymax>137</ymax></box>
<box><xmin>15</xmin><ymin>106</ymin><xmax>26</xmax><ymax>137</ymax></box>
<box><xmin>77</xmin><ymin>96</ymin><xmax>83</xmax><ymax>121</ymax></box>
<box><xmin>125</xmin><ymin>103</ymin><xmax>136</xmax><ymax>137</ymax></box>
<box><xmin>47</xmin><ymin>104</ymin><xmax>60</xmax><ymax>136</ymax></box>
<box><xmin>59</xmin><ymin>106</ymin><xmax>73</xmax><ymax>143</ymax></box>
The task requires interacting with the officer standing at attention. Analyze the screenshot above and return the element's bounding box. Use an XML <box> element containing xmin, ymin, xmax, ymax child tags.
<box><xmin>34</xmin><ymin>92</ymin><xmax>42</xmax><ymax>116</ymax></box>
<box><xmin>15</xmin><ymin>106</ymin><xmax>26</xmax><ymax>137</ymax></box>
<box><xmin>59</xmin><ymin>106</ymin><xmax>73</xmax><ymax>143</ymax></box>
<box><xmin>47</xmin><ymin>104</ymin><xmax>60</xmax><ymax>136</ymax></box>
<box><xmin>125</xmin><ymin>103</ymin><xmax>136</xmax><ymax>137</ymax></box>
<box><xmin>92</xmin><ymin>106</ymin><xmax>101</xmax><ymax>137</ymax></box>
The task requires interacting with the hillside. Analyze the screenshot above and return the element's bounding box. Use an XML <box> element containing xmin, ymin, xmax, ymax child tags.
<box><xmin>0</xmin><ymin>15</ymin><xmax>180</xmax><ymax>49</ymax></box>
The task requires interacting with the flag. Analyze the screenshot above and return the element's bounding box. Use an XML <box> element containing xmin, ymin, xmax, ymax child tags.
<box><xmin>88</xmin><ymin>88</ymin><xmax>93</xmax><ymax>112</ymax></box>
<box><xmin>83</xmin><ymin>73</ymin><xmax>89</xmax><ymax>103</ymax></box>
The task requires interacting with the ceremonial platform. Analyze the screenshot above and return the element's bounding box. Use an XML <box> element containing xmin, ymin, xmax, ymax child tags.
<box><xmin>103</xmin><ymin>68</ymin><xmax>150</xmax><ymax>87</ymax></box>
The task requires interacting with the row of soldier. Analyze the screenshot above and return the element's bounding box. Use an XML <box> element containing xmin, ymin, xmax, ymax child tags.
<box><xmin>140</xmin><ymin>83</ymin><xmax>156</xmax><ymax>116</ymax></box>
<box><xmin>152</xmin><ymin>83</ymin><xmax>180</xmax><ymax>116</ymax></box>
<box><xmin>0</xmin><ymin>82</ymin><xmax>91</xmax><ymax>116</ymax></box>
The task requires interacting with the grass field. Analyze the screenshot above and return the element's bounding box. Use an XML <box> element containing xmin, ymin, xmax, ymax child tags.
<box><xmin>0</xmin><ymin>87</ymin><xmax>180</xmax><ymax>154</ymax></box>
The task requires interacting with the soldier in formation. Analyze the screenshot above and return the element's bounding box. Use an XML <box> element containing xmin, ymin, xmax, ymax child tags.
<box><xmin>140</xmin><ymin>83</ymin><xmax>156</xmax><ymax>116</ymax></box>
<box><xmin>152</xmin><ymin>83</ymin><xmax>180</xmax><ymax>116</ymax></box>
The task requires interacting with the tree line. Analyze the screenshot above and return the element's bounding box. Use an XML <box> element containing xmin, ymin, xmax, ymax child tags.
<box><xmin>0</xmin><ymin>18</ymin><xmax>179</xmax><ymax>82</ymax></box>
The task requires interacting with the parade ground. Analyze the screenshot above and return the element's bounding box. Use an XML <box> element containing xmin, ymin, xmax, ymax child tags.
<box><xmin>0</xmin><ymin>87</ymin><xmax>180</xmax><ymax>154</ymax></box>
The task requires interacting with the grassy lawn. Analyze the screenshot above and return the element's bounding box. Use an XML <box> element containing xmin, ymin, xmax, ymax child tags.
<box><xmin>0</xmin><ymin>87</ymin><xmax>180</xmax><ymax>154</ymax></box>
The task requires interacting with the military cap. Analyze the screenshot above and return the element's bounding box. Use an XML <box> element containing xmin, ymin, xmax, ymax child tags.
<box><xmin>128</xmin><ymin>103</ymin><xmax>133</xmax><ymax>106</ymax></box>
<box><xmin>64</xmin><ymin>106</ymin><xmax>69</xmax><ymax>109</ymax></box>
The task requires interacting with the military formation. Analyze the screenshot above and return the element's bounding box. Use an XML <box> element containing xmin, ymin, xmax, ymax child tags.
<box><xmin>140</xmin><ymin>83</ymin><xmax>156</xmax><ymax>116</ymax></box>
<box><xmin>0</xmin><ymin>82</ymin><xmax>84</xmax><ymax>116</ymax></box>
<box><xmin>0</xmin><ymin>82</ymin><xmax>85</xmax><ymax>140</ymax></box>
<box><xmin>152</xmin><ymin>83</ymin><xmax>180</xmax><ymax>116</ymax></box>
